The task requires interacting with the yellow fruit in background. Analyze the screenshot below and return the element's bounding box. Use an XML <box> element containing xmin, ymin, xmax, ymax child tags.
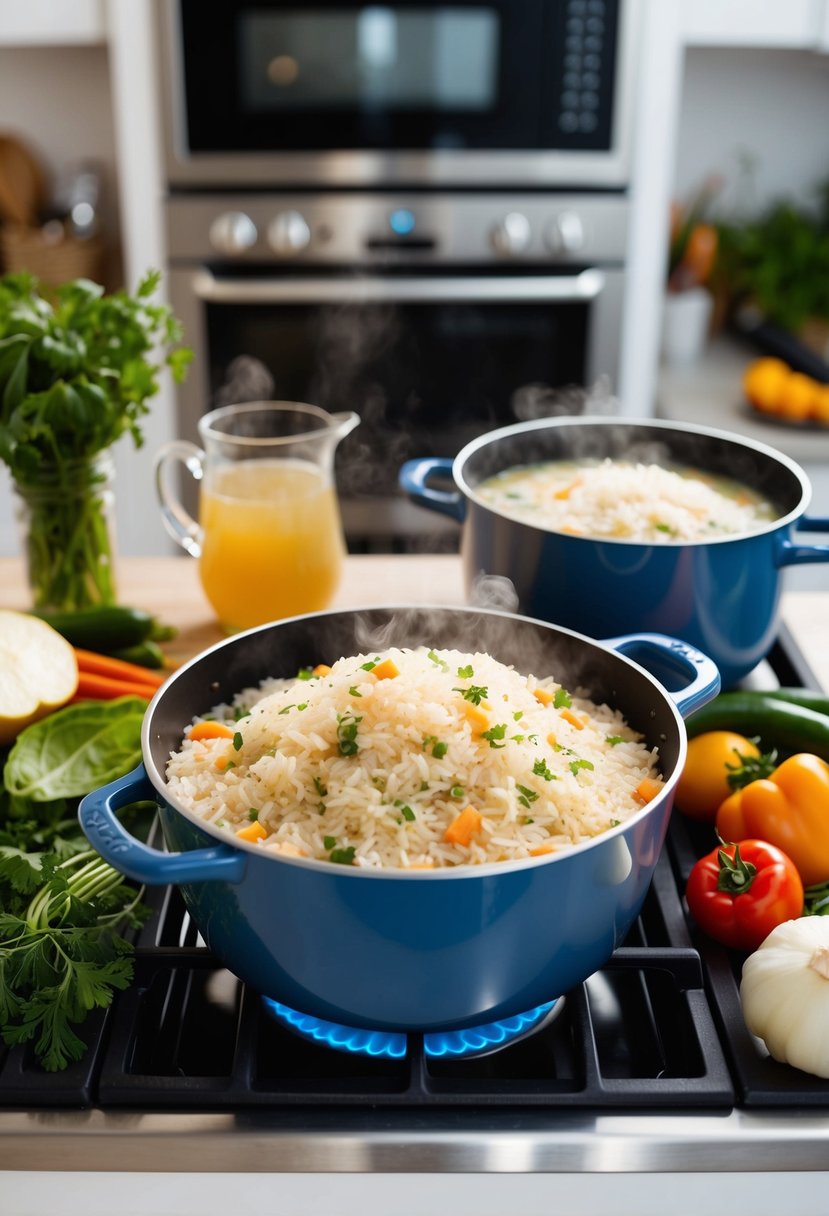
<box><xmin>777</xmin><ymin>371</ymin><xmax>819</xmax><ymax>420</ymax></box>
<box><xmin>812</xmin><ymin>385</ymin><xmax>829</xmax><ymax>424</ymax></box>
<box><xmin>742</xmin><ymin>358</ymin><xmax>791</xmax><ymax>411</ymax></box>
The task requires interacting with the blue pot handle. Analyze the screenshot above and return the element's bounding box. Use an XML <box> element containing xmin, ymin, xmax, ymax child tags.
<box><xmin>776</xmin><ymin>515</ymin><xmax>829</xmax><ymax>567</ymax></box>
<box><xmin>603</xmin><ymin>633</ymin><xmax>721</xmax><ymax>718</ymax></box>
<box><xmin>79</xmin><ymin>764</ymin><xmax>248</xmax><ymax>886</ymax></box>
<box><xmin>399</xmin><ymin>458</ymin><xmax>466</xmax><ymax>523</ymax></box>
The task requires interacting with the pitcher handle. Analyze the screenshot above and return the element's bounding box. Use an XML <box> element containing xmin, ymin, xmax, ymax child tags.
<box><xmin>154</xmin><ymin>440</ymin><xmax>205</xmax><ymax>558</ymax></box>
<box><xmin>603</xmin><ymin>633</ymin><xmax>721</xmax><ymax>719</ymax></box>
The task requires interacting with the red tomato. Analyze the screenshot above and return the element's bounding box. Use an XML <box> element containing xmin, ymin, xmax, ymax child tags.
<box><xmin>685</xmin><ymin>839</ymin><xmax>804</xmax><ymax>952</ymax></box>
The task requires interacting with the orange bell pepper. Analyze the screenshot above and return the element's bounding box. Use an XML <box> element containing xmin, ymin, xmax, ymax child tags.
<box><xmin>715</xmin><ymin>753</ymin><xmax>829</xmax><ymax>887</ymax></box>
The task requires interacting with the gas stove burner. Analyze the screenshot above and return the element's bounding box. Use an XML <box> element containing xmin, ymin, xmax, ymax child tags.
<box><xmin>261</xmin><ymin>997</ymin><xmax>563</xmax><ymax>1060</ymax></box>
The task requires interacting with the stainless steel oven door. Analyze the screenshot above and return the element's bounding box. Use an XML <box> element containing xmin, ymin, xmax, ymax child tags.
<box><xmin>167</xmin><ymin>266</ymin><xmax>624</xmax><ymax>546</ymax></box>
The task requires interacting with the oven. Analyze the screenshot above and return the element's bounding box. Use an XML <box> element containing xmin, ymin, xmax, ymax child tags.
<box><xmin>166</xmin><ymin>192</ymin><xmax>628</xmax><ymax>549</ymax></box>
<box><xmin>157</xmin><ymin>0</ymin><xmax>639</xmax><ymax>188</ymax></box>
<box><xmin>157</xmin><ymin>0</ymin><xmax>638</xmax><ymax>550</ymax></box>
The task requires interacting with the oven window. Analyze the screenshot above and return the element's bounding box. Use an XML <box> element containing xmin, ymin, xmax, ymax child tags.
<box><xmin>239</xmin><ymin>9</ymin><xmax>500</xmax><ymax>112</ymax></box>
<box><xmin>203</xmin><ymin>296</ymin><xmax>590</xmax><ymax>494</ymax></box>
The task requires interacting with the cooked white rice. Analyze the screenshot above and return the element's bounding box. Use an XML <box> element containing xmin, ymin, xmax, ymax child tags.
<box><xmin>165</xmin><ymin>646</ymin><xmax>663</xmax><ymax>870</ymax></box>
<box><xmin>476</xmin><ymin>458</ymin><xmax>774</xmax><ymax>542</ymax></box>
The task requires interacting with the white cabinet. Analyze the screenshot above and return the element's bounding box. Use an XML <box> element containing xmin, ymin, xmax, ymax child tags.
<box><xmin>681</xmin><ymin>0</ymin><xmax>829</xmax><ymax>49</ymax></box>
<box><xmin>0</xmin><ymin>0</ymin><xmax>104</xmax><ymax>46</ymax></box>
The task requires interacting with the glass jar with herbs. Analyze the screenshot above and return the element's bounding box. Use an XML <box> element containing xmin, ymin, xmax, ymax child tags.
<box><xmin>0</xmin><ymin>272</ymin><xmax>190</xmax><ymax>611</ymax></box>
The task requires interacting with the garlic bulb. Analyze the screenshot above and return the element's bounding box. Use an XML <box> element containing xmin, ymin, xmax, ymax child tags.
<box><xmin>741</xmin><ymin>917</ymin><xmax>829</xmax><ymax>1079</ymax></box>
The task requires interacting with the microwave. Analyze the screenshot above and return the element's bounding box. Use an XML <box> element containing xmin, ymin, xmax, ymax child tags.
<box><xmin>157</xmin><ymin>0</ymin><xmax>640</xmax><ymax>188</ymax></box>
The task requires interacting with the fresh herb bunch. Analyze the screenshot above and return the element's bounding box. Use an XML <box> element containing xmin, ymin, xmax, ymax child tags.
<box><xmin>0</xmin><ymin>697</ymin><xmax>149</xmax><ymax>1071</ymax></box>
<box><xmin>0</xmin><ymin>270</ymin><xmax>191</xmax><ymax>610</ymax></box>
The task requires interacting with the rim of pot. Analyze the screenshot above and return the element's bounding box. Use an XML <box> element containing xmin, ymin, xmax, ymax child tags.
<box><xmin>453</xmin><ymin>415</ymin><xmax>811</xmax><ymax>544</ymax></box>
<box><xmin>141</xmin><ymin>604</ymin><xmax>687</xmax><ymax>881</ymax></box>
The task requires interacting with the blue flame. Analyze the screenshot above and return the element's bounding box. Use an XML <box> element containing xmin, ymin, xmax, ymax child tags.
<box><xmin>262</xmin><ymin>997</ymin><xmax>558</xmax><ymax>1060</ymax></box>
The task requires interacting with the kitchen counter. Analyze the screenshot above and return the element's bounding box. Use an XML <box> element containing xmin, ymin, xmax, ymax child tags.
<box><xmin>1</xmin><ymin>552</ymin><xmax>828</xmax><ymax>687</ymax></box>
<box><xmin>2</xmin><ymin>554</ymin><xmax>829</xmax><ymax>1216</ymax></box>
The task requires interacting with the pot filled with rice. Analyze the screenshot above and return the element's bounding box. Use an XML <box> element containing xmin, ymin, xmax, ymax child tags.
<box><xmin>400</xmin><ymin>416</ymin><xmax>829</xmax><ymax>686</ymax></box>
<box><xmin>79</xmin><ymin>606</ymin><xmax>719</xmax><ymax>1033</ymax></box>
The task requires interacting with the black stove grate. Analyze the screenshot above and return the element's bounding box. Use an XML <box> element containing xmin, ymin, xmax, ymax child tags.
<box><xmin>0</xmin><ymin>630</ymin><xmax>825</xmax><ymax>1112</ymax></box>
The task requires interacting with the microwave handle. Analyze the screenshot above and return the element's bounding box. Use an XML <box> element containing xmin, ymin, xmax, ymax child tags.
<box><xmin>191</xmin><ymin>268</ymin><xmax>606</xmax><ymax>305</ymax></box>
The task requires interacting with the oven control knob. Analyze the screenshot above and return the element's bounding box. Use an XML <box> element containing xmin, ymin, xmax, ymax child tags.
<box><xmin>546</xmin><ymin>211</ymin><xmax>585</xmax><ymax>255</ymax></box>
<box><xmin>268</xmin><ymin>210</ymin><xmax>311</xmax><ymax>256</ymax></box>
<box><xmin>208</xmin><ymin>211</ymin><xmax>258</xmax><ymax>255</ymax></box>
<box><xmin>490</xmin><ymin>212</ymin><xmax>531</xmax><ymax>256</ymax></box>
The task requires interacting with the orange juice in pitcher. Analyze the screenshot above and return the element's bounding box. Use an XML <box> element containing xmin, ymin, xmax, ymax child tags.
<box><xmin>154</xmin><ymin>402</ymin><xmax>359</xmax><ymax>631</ymax></box>
<box><xmin>199</xmin><ymin>459</ymin><xmax>345</xmax><ymax>631</ymax></box>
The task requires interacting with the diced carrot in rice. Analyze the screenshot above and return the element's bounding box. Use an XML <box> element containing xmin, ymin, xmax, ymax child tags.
<box><xmin>444</xmin><ymin>806</ymin><xmax>482</xmax><ymax>846</ymax></box>
<box><xmin>236</xmin><ymin>821</ymin><xmax>268</xmax><ymax>843</ymax></box>
<box><xmin>372</xmin><ymin>658</ymin><xmax>400</xmax><ymax>680</ymax></box>
<box><xmin>560</xmin><ymin>708</ymin><xmax>585</xmax><ymax>730</ymax></box>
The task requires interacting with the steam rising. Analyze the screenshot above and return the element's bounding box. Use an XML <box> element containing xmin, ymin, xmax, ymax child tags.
<box><xmin>214</xmin><ymin>355</ymin><xmax>275</xmax><ymax>408</ymax></box>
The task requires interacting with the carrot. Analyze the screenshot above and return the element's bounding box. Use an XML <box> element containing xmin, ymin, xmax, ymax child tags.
<box><xmin>188</xmin><ymin>720</ymin><xmax>235</xmax><ymax>742</ymax></box>
<box><xmin>72</xmin><ymin>671</ymin><xmax>156</xmax><ymax>702</ymax></box>
<box><xmin>546</xmin><ymin>732</ymin><xmax>558</xmax><ymax>748</ymax></box>
<box><xmin>463</xmin><ymin>702</ymin><xmax>490</xmax><ymax>733</ymax></box>
<box><xmin>635</xmin><ymin>777</ymin><xmax>663</xmax><ymax>804</ymax></box>
<box><xmin>560</xmin><ymin>708</ymin><xmax>585</xmax><ymax>730</ymax></box>
<box><xmin>530</xmin><ymin>842</ymin><xmax>555</xmax><ymax>857</ymax></box>
<box><xmin>372</xmin><ymin>658</ymin><xmax>400</xmax><ymax>680</ymax></box>
<box><xmin>73</xmin><ymin>647</ymin><xmax>165</xmax><ymax>688</ymax></box>
<box><xmin>312</xmin><ymin>664</ymin><xmax>332</xmax><ymax>677</ymax></box>
<box><xmin>236</xmin><ymin>821</ymin><xmax>268</xmax><ymax>843</ymax></box>
<box><xmin>444</xmin><ymin>805</ymin><xmax>482</xmax><ymax>846</ymax></box>
<box><xmin>533</xmin><ymin>687</ymin><xmax>554</xmax><ymax>706</ymax></box>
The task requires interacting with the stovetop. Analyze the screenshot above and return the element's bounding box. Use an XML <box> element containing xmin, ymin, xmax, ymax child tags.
<box><xmin>2</xmin><ymin>626</ymin><xmax>828</xmax><ymax>1177</ymax></box>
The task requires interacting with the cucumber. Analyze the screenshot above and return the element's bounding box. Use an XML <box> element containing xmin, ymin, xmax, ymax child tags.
<box><xmin>686</xmin><ymin>690</ymin><xmax>829</xmax><ymax>761</ymax></box>
<box><xmin>764</xmin><ymin>687</ymin><xmax>829</xmax><ymax>717</ymax></box>
<box><xmin>108</xmin><ymin>641</ymin><xmax>166</xmax><ymax>670</ymax></box>
<box><xmin>32</xmin><ymin>606</ymin><xmax>156</xmax><ymax>650</ymax></box>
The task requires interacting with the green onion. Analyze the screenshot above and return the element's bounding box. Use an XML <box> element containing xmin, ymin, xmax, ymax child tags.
<box><xmin>278</xmin><ymin>704</ymin><xmax>295</xmax><ymax>715</ymax></box>
<box><xmin>569</xmin><ymin>758</ymin><xmax>594</xmax><ymax>776</ymax></box>
<box><xmin>248</xmin><ymin>808</ymin><xmax>259</xmax><ymax>821</ymax></box>
<box><xmin>431</xmin><ymin>740</ymin><xmax>448</xmax><ymax>759</ymax></box>
<box><xmin>427</xmin><ymin>649</ymin><xmax>449</xmax><ymax>671</ymax></box>
<box><xmin>330</xmin><ymin>846</ymin><xmax>356</xmax><ymax>866</ymax></box>
<box><xmin>606</xmin><ymin>735</ymin><xmax>624</xmax><ymax>746</ymax></box>
<box><xmin>313</xmin><ymin>776</ymin><xmax>328</xmax><ymax>797</ymax></box>
<box><xmin>232</xmin><ymin>732</ymin><xmax>243</xmax><ymax>751</ymax></box>
<box><xmin>349</xmin><ymin>686</ymin><xmax>362</xmax><ymax>697</ymax></box>
<box><xmin>400</xmin><ymin>805</ymin><xmax>415</xmax><ymax>822</ymax></box>
<box><xmin>457</xmin><ymin>664</ymin><xmax>474</xmax><ymax>679</ymax></box>
<box><xmin>323</xmin><ymin>835</ymin><xmax>337</xmax><ymax>849</ymax></box>
<box><xmin>336</xmin><ymin>712</ymin><xmax>362</xmax><ymax>756</ymax></box>
<box><xmin>450</xmin><ymin>785</ymin><xmax>464</xmax><ymax>798</ymax></box>
<box><xmin>553</xmin><ymin>688</ymin><xmax>572</xmax><ymax>709</ymax></box>
<box><xmin>481</xmin><ymin>724</ymin><xmax>507</xmax><ymax>749</ymax></box>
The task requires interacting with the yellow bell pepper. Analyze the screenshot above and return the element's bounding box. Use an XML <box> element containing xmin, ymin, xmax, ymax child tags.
<box><xmin>715</xmin><ymin>753</ymin><xmax>829</xmax><ymax>887</ymax></box>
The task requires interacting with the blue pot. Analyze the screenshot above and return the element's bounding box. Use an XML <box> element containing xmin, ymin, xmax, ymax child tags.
<box><xmin>79</xmin><ymin>606</ymin><xmax>718</xmax><ymax>1033</ymax></box>
<box><xmin>400</xmin><ymin>417</ymin><xmax>829</xmax><ymax>687</ymax></box>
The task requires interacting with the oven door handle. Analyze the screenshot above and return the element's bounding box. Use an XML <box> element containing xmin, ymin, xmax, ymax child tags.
<box><xmin>190</xmin><ymin>268</ymin><xmax>606</xmax><ymax>304</ymax></box>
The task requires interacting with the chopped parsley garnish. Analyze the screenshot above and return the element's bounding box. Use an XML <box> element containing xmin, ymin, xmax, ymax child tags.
<box><xmin>427</xmin><ymin>649</ymin><xmax>449</xmax><ymax>671</ymax></box>
<box><xmin>553</xmin><ymin>688</ymin><xmax>572</xmax><ymax>709</ymax></box>
<box><xmin>232</xmin><ymin>732</ymin><xmax>243</xmax><ymax>751</ymax></box>
<box><xmin>336</xmin><ymin>712</ymin><xmax>362</xmax><ymax>756</ymax></box>
<box><xmin>513</xmin><ymin>711</ymin><xmax>524</xmax><ymax>722</ymax></box>
<box><xmin>523</xmin><ymin>816</ymin><xmax>535</xmax><ymax>825</ymax></box>
<box><xmin>296</xmin><ymin>666</ymin><xmax>318</xmax><ymax>681</ymax></box>
<box><xmin>420</xmin><ymin>780</ymin><xmax>430</xmax><ymax>791</ymax></box>
<box><xmin>533</xmin><ymin>758</ymin><xmax>556</xmax><ymax>781</ymax></box>
<box><xmin>297</xmin><ymin>702</ymin><xmax>308</xmax><ymax>711</ymax></box>
<box><xmin>348</xmin><ymin>686</ymin><xmax>362</xmax><ymax>697</ymax></box>
<box><xmin>610</xmin><ymin>818</ymin><xmax>621</xmax><ymax>827</ymax></box>
<box><xmin>432</xmin><ymin>740</ymin><xmax>449</xmax><ymax>759</ymax></box>
<box><xmin>330</xmin><ymin>846</ymin><xmax>356</xmax><ymax>866</ymax></box>
<box><xmin>606</xmin><ymin>735</ymin><xmax>624</xmax><ymax>747</ymax></box>
<box><xmin>511</xmin><ymin>734</ymin><xmax>525</xmax><ymax>743</ymax></box>
<box><xmin>313</xmin><ymin>776</ymin><xmax>328</xmax><ymax>797</ymax></box>
<box><xmin>224</xmin><ymin>760</ymin><xmax>236</xmax><ymax>770</ymax></box>
<box><xmin>569</xmin><ymin>758</ymin><xmax>595</xmax><ymax>776</ymax></box>
<box><xmin>516</xmin><ymin>783</ymin><xmax>539</xmax><ymax>809</ymax></box>
<box><xmin>233</xmin><ymin>706</ymin><xmax>250</xmax><ymax>721</ymax></box>
<box><xmin>655</xmin><ymin>522</ymin><xmax>674</xmax><ymax>534</ymax></box>
<box><xmin>278</xmin><ymin>704</ymin><xmax>295</xmax><ymax>715</ymax></box>
<box><xmin>323</xmin><ymin>835</ymin><xmax>337</xmax><ymax>849</ymax></box>
<box><xmin>454</xmin><ymin>684</ymin><xmax>488</xmax><ymax>705</ymax></box>
<box><xmin>318</xmin><ymin>803</ymin><xmax>326</xmax><ymax>814</ymax></box>
<box><xmin>481</xmin><ymin>724</ymin><xmax>507</xmax><ymax>749</ymax></box>
<box><xmin>248</xmin><ymin>808</ymin><xmax>259</xmax><ymax>821</ymax></box>
<box><xmin>457</xmin><ymin>664</ymin><xmax>474</xmax><ymax>679</ymax></box>
<box><xmin>360</xmin><ymin>658</ymin><xmax>379</xmax><ymax>671</ymax></box>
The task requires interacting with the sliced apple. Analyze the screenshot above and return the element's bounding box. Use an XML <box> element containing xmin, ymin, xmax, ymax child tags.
<box><xmin>0</xmin><ymin>610</ymin><xmax>79</xmax><ymax>745</ymax></box>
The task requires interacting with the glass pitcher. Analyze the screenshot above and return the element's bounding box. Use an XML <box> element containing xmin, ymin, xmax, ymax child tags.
<box><xmin>154</xmin><ymin>401</ymin><xmax>359</xmax><ymax>632</ymax></box>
